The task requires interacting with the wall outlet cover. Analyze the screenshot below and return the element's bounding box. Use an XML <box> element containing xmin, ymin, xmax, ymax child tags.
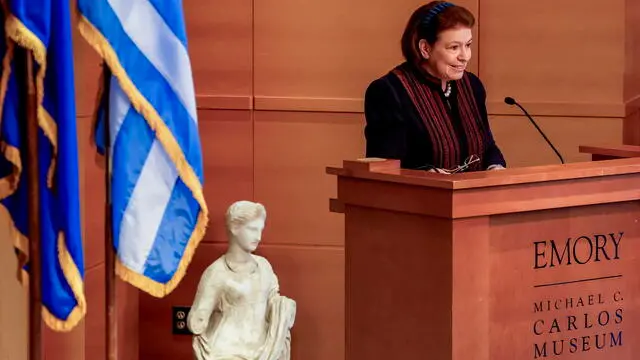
<box><xmin>172</xmin><ymin>306</ymin><xmax>192</xmax><ymax>335</ymax></box>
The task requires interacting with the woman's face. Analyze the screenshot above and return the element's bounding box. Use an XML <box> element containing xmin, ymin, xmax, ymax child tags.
<box><xmin>420</xmin><ymin>26</ymin><xmax>473</xmax><ymax>81</ymax></box>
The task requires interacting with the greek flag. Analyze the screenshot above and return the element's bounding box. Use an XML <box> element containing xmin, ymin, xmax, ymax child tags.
<box><xmin>0</xmin><ymin>0</ymin><xmax>85</xmax><ymax>330</ymax></box>
<box><xmin>77</xmin><ymin>0</ymin><xmax>209</xmax><ymax>297</ymax></box>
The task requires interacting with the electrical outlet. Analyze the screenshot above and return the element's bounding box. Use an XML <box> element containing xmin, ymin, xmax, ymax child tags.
<box><xmin>172</xmin><ymin>306</ymin><xmax>192</xmax><ymax>335</ymax></box>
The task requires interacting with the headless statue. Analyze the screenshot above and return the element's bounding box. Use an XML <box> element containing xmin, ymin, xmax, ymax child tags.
<box><xmin>187</xmin><ymin>200</ymin><xmax>296</xmax><ymax>360</ymax></box>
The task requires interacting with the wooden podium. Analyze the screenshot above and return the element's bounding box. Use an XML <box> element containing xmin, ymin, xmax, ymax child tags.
<box><xmin>327</xmin><ymin>155</ymin><xmax>640</xmax><ymax>360</ymax></box>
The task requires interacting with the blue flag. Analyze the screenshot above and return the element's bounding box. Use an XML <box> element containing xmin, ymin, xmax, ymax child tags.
<box><xmin>77</xmin><ymin>0</ymin><xmax>209</xmax><ymax>297</ymax></box>
<box><xmin>0</xmin><ymin>1</ymin><xmax>85</xmax><ymax>330</ymax></box>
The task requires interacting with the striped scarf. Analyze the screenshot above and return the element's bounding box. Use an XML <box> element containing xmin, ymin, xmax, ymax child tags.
<box><xmin>393</xmin><ymin>66</ymin><xmax>486</xmax><ymax>171</ymax></box>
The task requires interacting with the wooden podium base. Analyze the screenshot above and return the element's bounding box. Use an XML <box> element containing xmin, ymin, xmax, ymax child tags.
<box><xmin>329</xmin><ymin>157</ymin><xmax>640</xmax><ymax>360</ymax></box>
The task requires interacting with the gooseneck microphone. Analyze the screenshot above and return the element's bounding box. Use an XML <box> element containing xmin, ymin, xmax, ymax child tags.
<box><xmin>504</xmin><ymin>97</ymin><xmax>565</xmax><ymax>164</ymax></box>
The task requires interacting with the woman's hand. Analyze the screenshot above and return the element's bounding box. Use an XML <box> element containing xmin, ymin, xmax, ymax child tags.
<box><xmin>487</xmin><ymin>164</ymin><xmax>506</xmax><ymax>171</ymax></box>
<box><xmin>427</xmin><ymin>168</ymin><xmax>452</xmax><ymax>174</ymax></box>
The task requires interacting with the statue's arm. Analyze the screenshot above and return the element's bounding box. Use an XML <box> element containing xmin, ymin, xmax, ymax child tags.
<box><xmin>266</xmin><ymin>261</ymin><xmax>281</xmax><ymax>302</ymax></box>
<box><xmin>266</xmin><ymin>264</ymin><xmax>282</xmax><ymax>324</ymax></box>
<box><xmin>187</xmin><ymin>268</ymin><xmax>220</xmax><ymax>335</ymax></box>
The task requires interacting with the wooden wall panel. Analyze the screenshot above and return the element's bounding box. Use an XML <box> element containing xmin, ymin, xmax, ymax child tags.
<box><xmin>76</xmin><ymin>46</ymin><xmax>105</xmax><ymax>358</ymax></box>
<box><xmin>621</xmin><ymin>0</ymin><xmax>640</xmax><ymax>145</ymax></box>
<box><xmin>198</xmin><ymin>110</ymin><xmax>254</xmax><ymax>244</ymax></box>
<box><xmin>490</xmin><ymin>115</ymin><xmax>623</xmax><ymax>167</ymax></box>
<box><xmin>75</xmin><ymin>17</ymin><xmax>106</xmax><ymax>360</ymax></box>
<box><xmin>625</xmin><ymin>0</ymin><xmax>640</xmax><ymax>104</ymax></box>
<box><xmin>184</xmin><ymin>0</ymin><xmax>252</xmax><ymax>103</ymax></box>
<box><xmin>253</xmin><ymin>111</ymin><xmax>364</xmax><ymax>246</ymax></box>
<box><xmin>84</xmin><ymin>265</ymin><xmax>105</xmax><ymax>357</ymax></box>
<box><xmin>0</xmin><ymin>213</ymin><xmax>27</xmax><ymax>360</ymax></box>
<box><xmin>43</xmin><ymin>312</ymin><xmax>85</xmax><ymax>360</ymax></box>
<box><xmin>253</xmin><ymin>0</ymin><xmax>479</xmax><ymax>111</ymax></box>
<box><xmin>80</xmin><ymin>104</ymin><xmax>140</xmax><ymax>360</ymax></box>
<box><xmin>82</xmin><ymin>127</ymin><xmax>105</xmax><ymax>270</ymax></box>
<box><xmin>250</xmin><ymin>111</ymin><xmax>361</xmax><ymax>360</ymax></box>
<box><xmin>80</xmin><ymin>110</ymin><xmax>106</xmax><ymax>360</ymax></box>
<box><xmin>138</xmin><ymin>243</ymin><xmax>227</xmax><ymax>360</ymax></box>
<box><xmin>479</xmin><ymin>0</ymin><xmax>626</xmax><ymax>116</ymax></box>
<box><xmin>117</xmin><ymin>281</ymin><xmax>139</xmax><ymax>360</ymax></box>
<box><xmin>82</xmin><ymin>266</ymin><xmax>140</xmax><ymax>360</ymax></box>
<box><xmin>72</xmin><ymin>0</ymin><xmax>102</xmax><ymax>118</ymax></box>
<box><xmin>256</xmin><ymin>245</ymin><xmax>345</xmax><ymax>360</ymax></box>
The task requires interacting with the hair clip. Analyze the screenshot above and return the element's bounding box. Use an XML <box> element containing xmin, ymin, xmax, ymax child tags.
<box><xmin>420</xmin><ymin>2</ymin><xmax>455</xmax><ymax>27</ymax></box>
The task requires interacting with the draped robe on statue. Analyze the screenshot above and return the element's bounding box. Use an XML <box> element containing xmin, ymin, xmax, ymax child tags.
<box><xmin>188</xmin><ymin>255</ymin><xmax>296</xmax><ymax>360</ymax></box>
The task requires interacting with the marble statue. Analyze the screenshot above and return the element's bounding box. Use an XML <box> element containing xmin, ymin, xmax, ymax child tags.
<box><xmin>187</xmin><ymin>200</ymin><xmax>296</xmax><ymax>360</ymax></box>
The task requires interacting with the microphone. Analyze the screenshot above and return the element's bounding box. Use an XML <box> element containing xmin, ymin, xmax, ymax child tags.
<box><xmin>504</xmin><ymin>97</ymin><xmax>565</xmax><ymax>164</ymax></box>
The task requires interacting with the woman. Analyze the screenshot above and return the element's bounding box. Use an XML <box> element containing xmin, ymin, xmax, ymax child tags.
<box><xmin>187</xmin><ymin>201</ymin><xmax>296</xmax><ymax>360</ymax></box>
<box><xmin>364</xmin><ymin>1</ymin><xmax>506</xmax><ymax>173</ymax></box>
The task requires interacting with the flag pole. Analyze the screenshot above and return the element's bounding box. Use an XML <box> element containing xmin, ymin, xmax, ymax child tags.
<box><xmin>20</xmin><ymin>47</ymin><xmax>42</xmax><ymax>360</ymax></box>
<box><xmin>102</xmin><ymin>63</ymin><xmax>117</xmax><ymax>360</ymax></box>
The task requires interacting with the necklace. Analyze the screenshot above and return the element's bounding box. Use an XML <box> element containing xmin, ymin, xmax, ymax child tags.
<box><xmin>224</xmin><ymin>254</ymin><xmax>257</xmax><ymax>274</ymax></box>
<box><xmin>443</xmin><ymin>82</ymin><xmax>452</xmax><ymax>97</ymax></box>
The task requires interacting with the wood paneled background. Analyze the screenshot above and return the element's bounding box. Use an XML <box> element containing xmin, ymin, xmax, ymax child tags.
<box><xmin>1</xmin><ymin>0</ymin><xmax>638</xmax><ymax>359</ymax></box>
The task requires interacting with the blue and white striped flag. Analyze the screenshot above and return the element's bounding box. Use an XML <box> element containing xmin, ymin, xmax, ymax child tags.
<box><xmin>76</xmin><ymin>0</ymin><xmax>209</xmax><ymax>297</ymax></box>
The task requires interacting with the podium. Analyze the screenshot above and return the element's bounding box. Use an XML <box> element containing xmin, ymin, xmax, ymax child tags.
<box><xmin>327</xmin><ymin>155</ymin><xmax>640</xmax><ymax>360</ymax></box>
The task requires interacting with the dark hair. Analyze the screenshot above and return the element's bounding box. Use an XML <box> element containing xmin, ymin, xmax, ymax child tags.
<box><xmin>401</xmin><ymin>1</ymin><xmax>475</xmax><ymax>65</ymax></box>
